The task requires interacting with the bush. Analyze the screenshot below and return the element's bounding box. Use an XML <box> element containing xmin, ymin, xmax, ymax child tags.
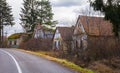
<box><xmin>19</xmin><ymin>38</ymin><xmax>52</xmax><ymax>51</ymax></box>
<box><xmin>86</xmin><ymin>36</ymin><xmax>120</xmax><ymax>61</ymax></box>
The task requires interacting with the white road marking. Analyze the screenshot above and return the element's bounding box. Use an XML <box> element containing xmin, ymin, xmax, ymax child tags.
<box><xmin>1</xmin><ymin>50</ymin><xmax>22</xmax><ymax>73</ymax></box>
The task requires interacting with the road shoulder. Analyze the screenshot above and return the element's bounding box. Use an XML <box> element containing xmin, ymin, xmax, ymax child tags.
<box><xmin>16</xmin><ymin>49</ymin><xmax>95</xmax><ymax>73</ymax></box>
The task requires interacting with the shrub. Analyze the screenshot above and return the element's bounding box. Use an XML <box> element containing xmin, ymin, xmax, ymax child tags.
<box><xmin>19</xmin><ymin>38</ymin><xmax>52</xmax><ymax>51</ymax></box>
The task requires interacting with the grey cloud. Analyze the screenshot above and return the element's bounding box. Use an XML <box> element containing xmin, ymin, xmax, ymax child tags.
<box><xmin>58</xmin><ymin>18</ymin><xmax>76</xmax><ymax>26</ymax></box>
<box><xmin>51</xmin><ymin>0</ymin><xmax>88</xmax><ymax>7</ymax></box>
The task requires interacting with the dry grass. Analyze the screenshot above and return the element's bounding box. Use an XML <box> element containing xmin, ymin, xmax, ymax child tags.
<box><xmin>89</xmin><ymin>62</ymin><xmax>117</xmax><ymax>73</ymax></box>
<box><xmin>17</xmin><ymin>49</ymin><xmax>95</xmax><ymax>73</ymax></box>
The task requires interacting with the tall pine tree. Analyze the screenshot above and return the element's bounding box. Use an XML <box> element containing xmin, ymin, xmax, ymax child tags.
<box><xmin>20</xmin><ymin>0</ymin><xmax>56</xmax><ymax>32</ymax></box>
<box><xmin>0</xmin><ymin>0</ymin><xmax>14</xmax><ymax>47</ymax></box>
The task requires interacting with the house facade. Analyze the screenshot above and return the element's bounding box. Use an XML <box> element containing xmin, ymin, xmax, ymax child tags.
<box><xmin>53</xmin><ymin>27</ymin><xmax>74</xmax><ymax>50</ymax></box>
<box><xmin>33</xmin><ymin>24</ymin><xmax>54</xmax><ymax>38</ymax></box>
<box><xmin>8</xmin><ymin>33</ymin><xmax>26</xmax><ymax>48</ymax></box>
<box><xmin>53</xmin><ymin>28</ymin><xmax>61</xmax><ymax>49</ymax></box>
<box><xmin>74</xmin><ymin>15</ymin><xmax>119</xmax><ymax>51</ymax></box>
<box><xmin>73</xmin><ymin>17</ymin><xmax>87</xmax><ymax>51</ymax></box>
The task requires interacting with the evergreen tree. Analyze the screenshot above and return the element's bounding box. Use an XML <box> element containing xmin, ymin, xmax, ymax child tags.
<box><xmin>90</xmin><ymin>0</ymin><xmax>120</xmax><ymax>37</ymax></box>
<box><xmin>0</xmin><ymin>0</ymin><xmax>14</xmax><ymax>47</ymax></box>
<box><xmin>20</xmin><ymin>0</ymin><xmax>56</xmax><ymax>32</ymax></box>
<box><xmin>20</xmin><ymin>0</ymin><xmax>37</xmax><ymax>32</ymax></box>
<box><xmin>36</xmin><ymin>0</ymin><xmax>54</xmax><ymax>25</ymax></box>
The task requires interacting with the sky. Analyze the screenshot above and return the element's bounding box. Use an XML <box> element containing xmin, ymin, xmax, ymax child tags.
<box><xmin>5</xmin><ymin>0</ymin><xmax>89</xmax><ymax>36</ymax></box>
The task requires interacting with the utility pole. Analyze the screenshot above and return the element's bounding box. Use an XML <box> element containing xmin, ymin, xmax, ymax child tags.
<box><xmin>1</xmin><ymin>24</ymin><xmax>3</xmax><ymax>48</ymax></box>
<box><xmin>0</xmin><ymin>22</ymin><xmax>1</xmax><ymax>48</ymax></box>
<box><xmin>5</xmin><ymin>31</ymin><xmax>8</xmax><ymax>48</ymax></box>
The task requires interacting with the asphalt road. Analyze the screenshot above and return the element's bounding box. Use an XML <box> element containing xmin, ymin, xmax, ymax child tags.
<box><xmin>0</xmin><ymin>48</ymin><xmax>78</xmax><ymax>73</ymax></box>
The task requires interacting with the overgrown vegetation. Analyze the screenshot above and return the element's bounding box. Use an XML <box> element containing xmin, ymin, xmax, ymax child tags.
<box><xmin>87</xmin><ymin>36</ymin><xmax>120</xmax><ymax>60</ymax></box>
<box><xmin>51</xmin><ymin>36</ymin><xmax>120</xmax><ymax>73</ymax></box>
<box><xmin>19</xmin><ymin>35</ymin><xmax>120</xmax><ymax>73</ymax></box>
<box><xmin>18</xmin><ymin>49</ymin><xmax>95</xmax><ymax>73</ymax></box>
<box><xmin>19</xmin><ymin>38</ymin><xmax>52</xmax><ymax>51</ymax></box>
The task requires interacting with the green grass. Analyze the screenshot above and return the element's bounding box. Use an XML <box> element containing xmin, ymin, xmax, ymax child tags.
<box><xmin>18</xmin><ymin>49</ymin><xmax>95</xmax><ymax>73</ymax></box>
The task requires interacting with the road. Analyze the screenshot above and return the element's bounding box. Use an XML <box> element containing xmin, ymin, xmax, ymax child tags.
<box><xmin>0</xmin><ymin>48</ymin><xmax>78</xmax><ymax>73</ymax></box>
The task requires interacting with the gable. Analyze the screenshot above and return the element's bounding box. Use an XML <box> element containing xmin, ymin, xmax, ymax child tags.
<box><xmin>79</xmin><ymin>15</ymin><xmax>114</xmax><ymax>36</ymax></box>
<box><xmin>34</xmin><ymin>24</ymin><xmax>54</xmax><ymax>38</ymax></box>
<box><xmin>74</xmin><ymin>16</ymin><xmax>86</xmax><ymax>35</ymax></box>
<box><xmin>53</xmin><ymin>27</ymin><xmax>74</xmax><ymax>41</ymax></box>
<box><xmin>34</xmin><ymin>29</ymin><xmax>44</xmax><ymax>38</ymax></box>
<box><xmin>58</xmin><ymin>27</ymin><xmax>74</xmax><ymax>41</ymax></box>
<box><xmin>53</xmin><ymin>29</ymin><xmax>62</xmax><ymax>40</ymax></box>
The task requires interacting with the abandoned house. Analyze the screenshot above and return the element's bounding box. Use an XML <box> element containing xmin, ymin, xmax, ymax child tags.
<box><xmin>33</xmin><ymin>24</ymin><xmax>54</xmax><ymax>39</ymax></box>
<box><xmin>53</xmin><ymin>27</ymin><xmax>74</xmax><ymax>50</ymax></box>
<box><xmin>8</xmin><ymin>33</ymin><xmax>27</xmax><ymax>48</ymax></box>
<box><xmin>74</xmin><ymin>15</ymin><xmax>120</xmax><ymax>50</ymax></box>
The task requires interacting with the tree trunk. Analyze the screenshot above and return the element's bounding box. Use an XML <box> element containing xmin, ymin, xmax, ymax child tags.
<box><xmin>0</xmin><ymin>18</ymin><xmax>2</xmax><ymax>48</ymax></box>
<box><xmin>0</xmin><ymin>18</ymin><xmax>4</xmax><ymax>48</ymax></box>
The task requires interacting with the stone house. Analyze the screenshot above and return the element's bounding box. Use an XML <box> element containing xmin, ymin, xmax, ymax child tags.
<box><xmin>53</xmin><ymin>27</ymin><xmax>74</xmax><ymax>50</ymax></box>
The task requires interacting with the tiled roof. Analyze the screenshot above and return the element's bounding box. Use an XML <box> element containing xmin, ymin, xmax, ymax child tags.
<box><xmin>78</xmin><ymin>15</ymin><xmax>114</xmax><ymax>36</ymax></box>
<box><xmin>57</xmin><ymin>27</ymin><xmax>74</xmax><ymax>41</ymax></box>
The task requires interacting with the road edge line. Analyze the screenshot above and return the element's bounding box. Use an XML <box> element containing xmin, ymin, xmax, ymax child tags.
<box><xmin>1</xmin><ymin>50</ymin><xmax>22</xmax><ymax>73</ymax></box>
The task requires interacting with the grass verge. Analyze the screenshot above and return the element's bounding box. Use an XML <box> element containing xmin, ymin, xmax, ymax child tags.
<box><xmin>17</xmin><ymin>49</ymin><xmax>95</xmax><ymax>73</ymax></box>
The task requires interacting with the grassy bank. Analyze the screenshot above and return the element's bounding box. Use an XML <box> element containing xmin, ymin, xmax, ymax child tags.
<box><xmin>17</xmin><ymin>49</ymin><xmax>95</xmax><ymax>73</ymax></box>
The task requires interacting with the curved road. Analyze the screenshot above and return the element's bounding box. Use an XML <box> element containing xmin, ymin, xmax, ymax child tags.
<box><xmin>0</xmin><ymin>48</ymin><xmax>78</xmax><ymax>73</ymax></box>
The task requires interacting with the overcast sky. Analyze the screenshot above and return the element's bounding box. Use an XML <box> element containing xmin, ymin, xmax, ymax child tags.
<box><xmin>5</xmin><ymin>0</ymin><xmax>89</xmax><ymax>36</ymax></box>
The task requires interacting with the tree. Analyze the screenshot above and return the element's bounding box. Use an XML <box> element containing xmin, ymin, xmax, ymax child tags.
<box><xmin>0</xmin><ymin>0</ymin><xmax>14</xmax><ymax>47</ymax></box>
<box><xmin>90</xmin><ymin>0</ymin><xmax>120</xmax><ymax>37</ymax></box>
<box><xmin>20</xmin><ymin>0</ymin><xmax>56</xmax><ymax>32</ymax></box>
